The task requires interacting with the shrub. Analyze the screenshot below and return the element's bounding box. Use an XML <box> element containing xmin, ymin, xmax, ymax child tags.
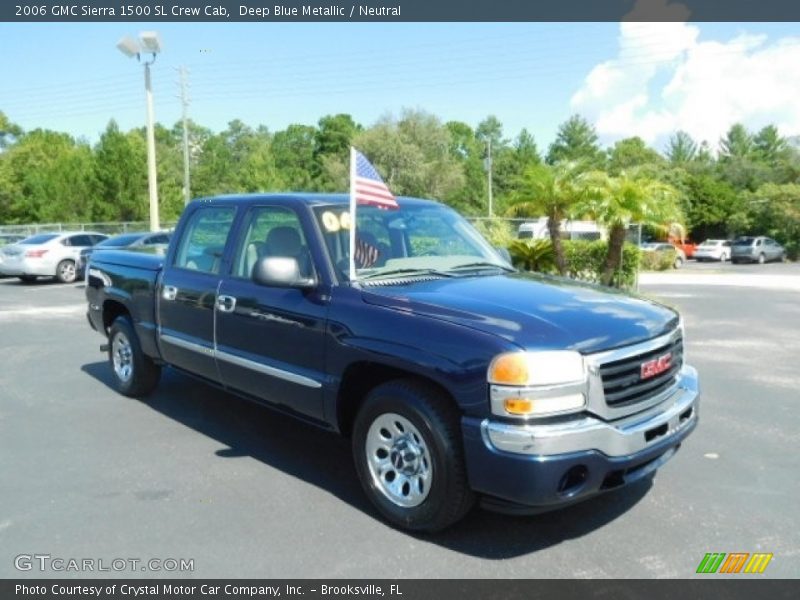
<box><xmin>509</xmin><ymin>238</ymin><xmax>641</xmax><ymax>289</ymax></box>
<box><xmin>639</xmin><ymin>248</ymin><xmax>677</xmax><ymax>271</ymax></box>
<box><xmin>508</xmin><ymin>239</ymin><xmax>557</xmax><ymax>273</ymax></box>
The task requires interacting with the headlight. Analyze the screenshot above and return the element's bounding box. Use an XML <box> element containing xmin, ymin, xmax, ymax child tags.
<box><xmin>487</xmin><ymin>351</ymin><xmax>587</xmax><ymax>418</ymax></box>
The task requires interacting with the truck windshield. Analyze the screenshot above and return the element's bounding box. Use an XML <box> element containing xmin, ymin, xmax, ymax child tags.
<box><xmin>313</xmin><ymin>203</ymin><xmax>511</xmax><ymax>281</ymax></box>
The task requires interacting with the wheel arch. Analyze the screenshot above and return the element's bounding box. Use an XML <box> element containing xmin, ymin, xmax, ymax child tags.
<box><xmin>335</xmin><ymin>361</ymin><xmax>460</xmax><ymax>438</ymax></box>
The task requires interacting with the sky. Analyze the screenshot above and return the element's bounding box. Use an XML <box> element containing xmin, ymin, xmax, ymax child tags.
<box><xmin>1</xmin><ymin>20</ymin><xmax>799</xmax><ymax>153</ymax></box>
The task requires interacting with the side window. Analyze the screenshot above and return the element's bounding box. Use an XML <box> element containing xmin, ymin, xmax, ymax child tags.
<box><xmin>233</xmin><ymin>206</ymin><xmax>309</xmax><ymax>279</ymax></box>
<box><xmin>145</xmin><ymin>234</ymin><xmax>170</xmax><ymax>245</ymax></box>
<box><xmin>90</xmin><ymin>235</ymin><xmax>107</xmax><ymax>245</ymax></box>
<box><xmin>174</xmin><ymin>207</ymin><xmax>236</xmax><ymax>274</ymax></box>
<box><xmin>69</xmin><ymin>235</ymin><xmax>93</xmax><ymax>247</ymax></box>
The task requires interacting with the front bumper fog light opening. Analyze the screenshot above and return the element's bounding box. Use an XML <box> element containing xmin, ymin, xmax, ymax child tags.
<box><xmin>557</xmin><ymin>465</ymin><xmax>589</xmax><ymax>496</ymax></box>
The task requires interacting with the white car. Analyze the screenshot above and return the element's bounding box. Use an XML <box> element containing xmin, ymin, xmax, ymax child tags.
<box><xmin>694</xmin><ymin>239</ymin><xmax>732</xmax><ymax>262</ymax></box>
<box><xmin>0</xmin><ymin>231</ymin><xmax>108</xmax><ymax>283</ymax></box>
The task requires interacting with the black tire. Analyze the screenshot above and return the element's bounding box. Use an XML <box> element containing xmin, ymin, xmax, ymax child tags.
<box><xmin>352</xmin><ymin>379</ymin><xmax>475</xmax><ymax>532</ymax></box>
<box><xmin>18</xmin><ymin>275</ymin><xmax>37</xmax><ymax>284</ymax></box>
<box><xmin>56</xmin><ymin>259</ymin><xmax>77</xmax><ymax>283</ymax></box>
<box><xmin>758</xmin><ymin>253</ymin><xmax>766</xmax><ymax>265</ymax></box>
<box><xmin>108</xmin><ymin>317</ymin><xmax>161</xmax><ymax>397</ymax></box>
<box><xmin>673</xmin><ymin>256</ymin><xmax>684</xmax><ymax>269</ymax></box>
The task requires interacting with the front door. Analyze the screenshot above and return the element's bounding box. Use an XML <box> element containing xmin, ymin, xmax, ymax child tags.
<box><xmin>215</xmin><ymin>205</ymin><xmax>328</xmax><ymax>420</ymax></box>
<box><xmin>158</xmin><ymin>205</ymin><xmax>236</xmax><ymax>380</ymax></box>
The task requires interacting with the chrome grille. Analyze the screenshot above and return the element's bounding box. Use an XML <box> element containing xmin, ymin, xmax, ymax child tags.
<box><xmin>599</xmin><ymin>336</ymin><xmax>683</xmax><ymax>408</ymax></box>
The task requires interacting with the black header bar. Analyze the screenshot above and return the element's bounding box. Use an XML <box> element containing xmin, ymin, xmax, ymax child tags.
<box><xmin>4</xmin><ymin>0</ymin><xmax>800</xmax><ymax>22</ymax></box>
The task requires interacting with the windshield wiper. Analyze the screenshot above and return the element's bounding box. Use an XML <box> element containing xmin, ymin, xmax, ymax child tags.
<box><xmin>447</xmin><ymin>261</ymin><xmax>516</xmax><ymax>273</ymax></box>
<box><xmin>358</xmin><ymin>267</ymin><xmax>456</xmax><ymax>281</ymax></box>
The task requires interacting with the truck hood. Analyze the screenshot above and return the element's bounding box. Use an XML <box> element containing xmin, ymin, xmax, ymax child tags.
<box><xmin>361</xmin><ymin>273</ymin><xmax>678</xmax><ymax>354</ymax></box>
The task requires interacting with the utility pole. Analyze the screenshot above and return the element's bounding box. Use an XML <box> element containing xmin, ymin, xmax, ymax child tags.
<box><xmin>176</xmin><ymin>66</ymin><xmax>191</xmax><ymax>206</ymax></box>
<box><xmin>144</xmin><ymin>61</ymin><xmax>159</xmax><ymax>232</ymax></box>
<box><xmin>486</xmin><ymin>138</ymin><xmax>493</xmax><ymax>217</ymax></box>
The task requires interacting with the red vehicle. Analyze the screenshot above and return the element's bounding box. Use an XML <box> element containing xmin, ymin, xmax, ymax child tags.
<box><xmin>669</xmin><ymin>237</ymin><xmax>697</xmax><ymax>259</ymax></box>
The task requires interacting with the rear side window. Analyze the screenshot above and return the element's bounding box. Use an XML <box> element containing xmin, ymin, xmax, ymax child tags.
<box><xmin>146</xmin><ymin>234</ymin><xmax>170</xmax><ymax>245</ymax></box>
<box><xmin>21</xmin><ymin>234</ymin><xmax>58</xmax><ymax>244</ymax></box>
<box><xmin>67</xmin><ymin>235</ymin><xmax>93</xmax><ymax>247</ymax></box>
<box><xmin>174</xmin><ymin>207</ymin><xmax>236</xmax><ymax>274</ymax></box>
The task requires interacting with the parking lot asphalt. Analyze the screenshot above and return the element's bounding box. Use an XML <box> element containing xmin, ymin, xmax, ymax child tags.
<box><xmin>0</xmin><ymin>265</ymin><xmax>798</xmax><ymax>578</ymax></box>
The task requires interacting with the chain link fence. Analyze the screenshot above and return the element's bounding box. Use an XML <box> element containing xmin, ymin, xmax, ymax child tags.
<box><xmin>0</xmin><ymin>221</ymin><xmax>178</xmax><ymax>237</ymax></box>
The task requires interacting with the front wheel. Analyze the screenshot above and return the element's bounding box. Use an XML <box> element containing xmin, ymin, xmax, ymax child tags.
<box><xmin>352</xmin><ymin>380</ymin><xmax>474</xmax><ymax>532</ymax></box>
<box><xmin>674</xmin><ymin>256</ymin><xmax>684</xmax><ymax>269</ymax></box>
<box><xmin>56</xmin><ymin>259</ymin><xmax>77</xmax><ymax>283</ymax></box>
<box><xmin>758</xmin><ymin>253</ymin><xmax>766</xmax><ymax>265</ymax></box>
<box><xmin>108</xmin><ymin>317</ymin><xmax>161</xmax><ymax>397</ymax></box>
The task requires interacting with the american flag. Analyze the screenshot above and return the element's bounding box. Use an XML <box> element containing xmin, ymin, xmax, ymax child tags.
<box><xmin>351</xmin><ymin>149</ymin><xmax>399</xmax><ymax>210</ymax></box>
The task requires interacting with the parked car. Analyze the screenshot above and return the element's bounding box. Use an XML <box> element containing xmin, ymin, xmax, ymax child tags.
<box><xmin>77</xmin><ymin>231</ymin><xmax>172</xmax><ymax>278</ymax></box>
<box><xmin>85</xmin><ymin>193</ymin><xmax>699</xmax><ymax>532</ymax></box>
<box><xmin>0</xmin><ymin>233</ymin><xmax>25</xmax><ymax>247</ymax></box>
<box><xmin>0</xmin><ymin>234</ymin><xmax>27</xmax><ymax>278</ymax></box>
<box><xmin>641</xmin><ymin>242</ymin><xmax>686</xmax><ymax>269</ymax></box>
<box><xmin>730</xmin><ymin>236</ymin><xmax>785</xmax><ymax>264</ymax></box>
<box><xmin>669</xmin><ymin>238</ymin><xmax>697</xmax><ymax>259</ymax></box>
<box><xmin>694</xmin><ymin>239</ymin><xmax>732</xmax><ymax>262</ymax></box>
<box><xmin>0</xmin><ymin>231</ymin><xmax>108</xmax><ymax>283</ymax></box>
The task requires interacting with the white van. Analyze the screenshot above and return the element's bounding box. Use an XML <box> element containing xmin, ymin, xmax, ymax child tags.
<box><xmin>518</xmin><ymin>218</ymin><xmax>605</xmax><ymax>241</ymax></box>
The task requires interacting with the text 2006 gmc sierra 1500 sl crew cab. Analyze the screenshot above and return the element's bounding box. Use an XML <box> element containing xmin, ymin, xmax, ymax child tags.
<box><xmin>85</xmin><ymin>193</ymin><xmax>699</xmax><ymax>532</ymax></box>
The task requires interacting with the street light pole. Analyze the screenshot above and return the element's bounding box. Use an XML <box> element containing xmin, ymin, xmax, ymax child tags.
<box><xmin>117</xmin><ymin>31</ymin><xmax>162</xmax><ymax>232</ymax></box>
<box><xmin>144</xmin><ymin>61</ymin><xmax>159</xmax><ymax>231</ymax></box>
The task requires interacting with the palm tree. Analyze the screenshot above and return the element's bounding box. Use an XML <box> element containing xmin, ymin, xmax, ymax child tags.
<box><xmin>505</xmin><ymin>162</ymin><xmax>584</xmax><ymax>275</ymax></box>
<box><xmin>577</xmin><ymin>171</ymin><xmax>681</xmax><ymax>286</ymax></box>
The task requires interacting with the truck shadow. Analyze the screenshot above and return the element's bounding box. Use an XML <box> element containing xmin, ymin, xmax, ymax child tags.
<box><xmin>82</xmin><ymin>361</ymin><xmax>652</xmax><ymax>560</ymax></box>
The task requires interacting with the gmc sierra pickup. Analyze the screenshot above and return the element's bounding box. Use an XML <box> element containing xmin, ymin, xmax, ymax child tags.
<box><xmin>85</xmin><ymin>193</ymin><xmax>699</xmax><ymax>532</ymax></box>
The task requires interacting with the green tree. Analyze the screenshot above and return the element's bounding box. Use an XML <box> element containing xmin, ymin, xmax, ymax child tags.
<box><xmin>273</xmin><ymin>124</ymin><xmax>317</xmax><ymax>190</ymax></box>
<box><xmin>753</xmin><ymin>125</ymin><xmax>789</xmax><ymax>163</ymax></box>
<box><xmin>93</xmin><ymin>121</ymin><xmax>147</xmax><ymax>221</ymax></box>
<box><xmin>546</xmin><ymin>114</ymin><xmax>603</xmax><ymax>167</ymax></box>
<box><xmin>607</xmin><ymin>136</ymin><xmax>664</xmax><ymax>173</ymax></box>
<box><xmin>719</xmin><ymin>123</ymin><xmax>754</xmax><ymax>161</ymax></box>
<box><xmin>505</xmin><ymin>162</ymin><xmax>584</xmax><ymax>275</ymax></box>
<box><xmin>0</xmin><ymin>111</ymin><xmax>23</xmax><ymax>150</ymax></box>
<box><xmin>665</xmin><ymin>131</ymin><xmax>698</xmax><ymax>165</ymax></box>
<box><xmin>577</xmin><ymin>171</ymin><xmax>680</xmax><ymax>286</ymax></box>
<box><xmin>314</xmin><ymin>114</ymin><xmax>360</xmax><ymax>186</ymax></box>
<box><xmin>443</xmin><ymin>121</ymin><xmax>487</xmax><ymax>214</ymax></box>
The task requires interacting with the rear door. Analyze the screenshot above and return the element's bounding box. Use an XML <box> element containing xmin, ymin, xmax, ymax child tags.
<box><xmin>158</xmin><ymin>205</ymin><xmax>237</xmax><ymax>381</ymax></box>
<box><xmin>214</xmin><ymin>204</ymin><xmax>328</xmax><ymax>420</ymax></box>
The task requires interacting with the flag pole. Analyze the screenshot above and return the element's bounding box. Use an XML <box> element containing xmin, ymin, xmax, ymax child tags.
<box><xmin>348</xmin><ymin>146</ymin><xmax>357</xmax><ymax>283</ymax></box>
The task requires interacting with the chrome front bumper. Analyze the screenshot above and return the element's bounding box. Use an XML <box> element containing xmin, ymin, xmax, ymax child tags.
<box><xmin>482</xmin><ymin>364</ymin><xmax>699</xmax><ymax>458</ymax></box>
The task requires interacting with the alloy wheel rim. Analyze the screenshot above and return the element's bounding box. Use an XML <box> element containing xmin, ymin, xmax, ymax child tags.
<box><xmin>365</xmin><ymin>413</ymin><xmax>433</xmax><ymax>508</ymax></box>
<box><xmin>112</xmin><ymin>332</ymin><xmax>133</xmax><ymax>383</ymax></box>
<box><xmin>60</xmin><ymin>262</ymin><xmax>76</xmax><ymax>282</ymax></box>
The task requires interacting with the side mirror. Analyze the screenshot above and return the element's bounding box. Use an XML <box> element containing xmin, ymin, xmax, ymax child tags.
<box><xmin>495</xmin><ymin>246</ymin><xmax>512</xmax><ymax>264</ymax></box>
<box><xmin>253</xmin><ymin>256</ymin><xmax>316</xmax><ymax>289</ymax></box>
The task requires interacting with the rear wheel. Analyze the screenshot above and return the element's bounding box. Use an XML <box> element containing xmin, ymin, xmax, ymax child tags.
<box><xmin>352</xmin><ymin>379</ymin><xmax>474</xmax><ymax>532</ymax></box>
<box><xmin>56</xmin><ymin>259</ymin><xmax>77</xmax><ymax>283</ymax></box>
<box><xmin>108</xmin><ymin>317</ymin><xmax>161</xmax><ymax>397</ymax></box>
<box><xmin>758</xmin><ymin>253</ymin><xmax>766</xmax><ymax>265</ymax></box>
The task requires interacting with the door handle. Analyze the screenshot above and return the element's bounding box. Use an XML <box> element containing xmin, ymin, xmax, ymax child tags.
<box><xmin>162</xmin><ymin>285</ymin><xmax>178</xmax><ymax>301</ymax></box>
<box><xmin>216</xmin><ymin>295</ymin><xmax>237</xmax><ymax>313</ymax></box>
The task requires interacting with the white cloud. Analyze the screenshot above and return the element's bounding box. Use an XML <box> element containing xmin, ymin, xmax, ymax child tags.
<box><xmin>570</xmin><ymin>21</ymin><xmax>800</xmax><ymax>151</ymax></box>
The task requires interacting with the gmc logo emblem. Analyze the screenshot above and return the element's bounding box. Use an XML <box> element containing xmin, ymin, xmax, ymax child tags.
<box><xmin>641</xmin><ymin>353</ymin><xmax>672</xmax><ymax>380</ymax></box>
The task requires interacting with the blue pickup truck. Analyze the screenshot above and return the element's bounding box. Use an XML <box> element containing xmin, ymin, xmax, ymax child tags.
<box><xmin>85</xmin><ymin>193</ymin><xmax>699</xmax><ymax>532</ymax></box>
